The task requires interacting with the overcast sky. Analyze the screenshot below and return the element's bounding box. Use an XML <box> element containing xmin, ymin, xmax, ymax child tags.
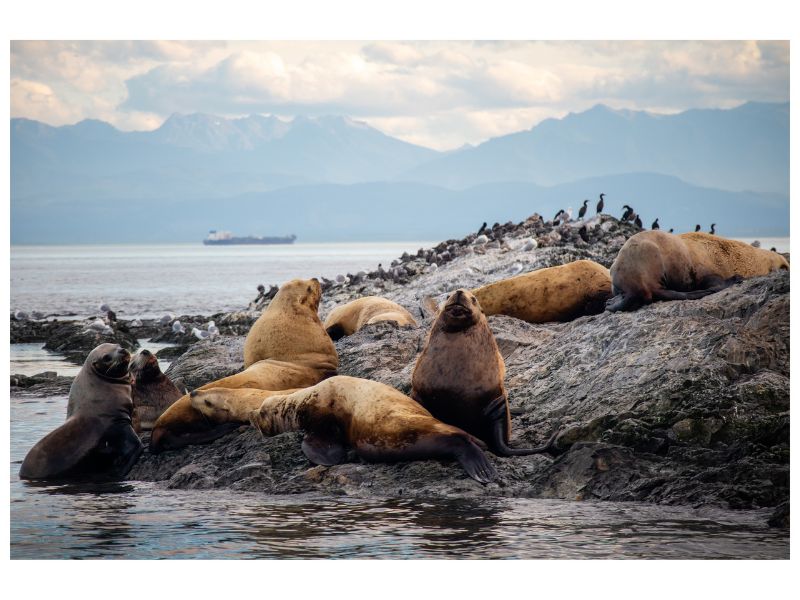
<box><xmin>10</xmin><ymin>40</ymin><xmax>789</xmax><ymax>150</ymax></box>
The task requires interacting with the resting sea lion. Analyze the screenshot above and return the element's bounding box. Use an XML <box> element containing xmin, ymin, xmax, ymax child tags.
<box><xmin>193</xmin><ymin>376</ymin><xmax>498</xmax><ymax>484</ymax></box>
<box><xmin>150</xmin><ymin>278</ymin><xmax>338</xmax><ymax>452</ymax></box>
<box><xmin>606</xmin><ymin>231</ymin><xmax>789</xmax><ymax>312</ymax></box>
<box><xmin>323</xmin><ymin>296</ymin><xmax>418</xmax><ymax>340</ymax></box>
<box><xmin>20</xmin><ymin>344</ymin><xmax>142</xmax><ymax>481</ymax></box>
<box><xmin>129</xmin><ymin>349</ymin><xmax>184</xmax><ymax>432</ymax></box>
<box><xmin>472</xmin><ymin>259</ymin><xmax>612</xmax><ymax>323</ymax></box>
<box><xmin>411</xmin><ymin>289</ymin><xmax>558</xmax><ymax>457</ymax></box>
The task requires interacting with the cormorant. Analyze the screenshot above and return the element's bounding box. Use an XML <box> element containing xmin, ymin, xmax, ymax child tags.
<box><xmin>634</xmin><ymin>214</ymin><xmax>643</xmax><ymax>229</ymax></box>
<box><xmin>621</xmin><ymin>204</ymin><xmax>633</xmax><ymax>221</ymax></box>
<box><xmin>597</xmin><ymin>193</ymin><xmax>605</xmax><ymax>214</ymax></box>
<box><xmin>709</xmin><ymin>223</ymin><xmax>716</xmax><ymax>235</ymax></box>
<box><xmin>651</xmin><ymin>218</ymin><xmax>659</xmax><ymax>230</ymax></box>
<box><xmin>578</xmin><ymin>200</ymin><xmax>589</xmax><ymax>220</ymax></box>
<box><xmin>478</xmin><ymin>222</ymin><xmax>487</xmax><ymax>235</ymax></box>
<box><xmin>669</xmin><ymin>228</ymin><xmax>674</xmax><ymax>233</ymax></box>
<box><xmin>695</xmin><ymin>224</ymin><xmax>701</xmax><ymax>232</ymax></box>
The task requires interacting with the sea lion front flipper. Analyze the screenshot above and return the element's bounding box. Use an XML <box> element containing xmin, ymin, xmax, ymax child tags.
<box><xmin>19</xmin><ymin>415</ymin><xmax>105</xmax><ymax>480</ymax></box>
<box><xmin>301</xmin><ymin>433</ymin><xmax>347</xmax><ymax>466</ymax></box>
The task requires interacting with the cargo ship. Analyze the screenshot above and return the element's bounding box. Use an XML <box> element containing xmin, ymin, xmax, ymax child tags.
<box><xmin>203</xmin><ymin>230</ymin><xmax>297</xmax><ymax>245</ymax></box>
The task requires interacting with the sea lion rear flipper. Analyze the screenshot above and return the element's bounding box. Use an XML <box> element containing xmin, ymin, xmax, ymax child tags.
<box><xmin>301</xmin><ymin>433</ymin><xmax>347</xmax><ymax>466</ymax></box>
<box><xmin>454</xmin><ymin>440</ymin><xmax>498</xmax><ymax>484</ymax></box>
<box><xmin>99</xmin><ymin>423</ymin><xmax>144</xmax><ymax>478</ymax></box>
<box><xmin>20</xmin><ymin>415</ymin><xmax>104</xmax><ymax>480</ymax></box>
<box><xmin>483</xmin><ymin>396</ymin><xmax>559</xmax><ymax>457</ymax></box>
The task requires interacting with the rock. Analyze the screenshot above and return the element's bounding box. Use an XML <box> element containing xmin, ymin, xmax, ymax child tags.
<box><xmin>42</xmin><ymin>320</ymin><xmax>139</xmax><ymax>364</ymax></box>
<box><xmin>164</xmin><ymin>336</ymin><xmax>245</xmax><ymax>390</ymax></box>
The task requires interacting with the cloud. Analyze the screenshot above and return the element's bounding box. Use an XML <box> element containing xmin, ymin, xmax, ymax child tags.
<box><xmin>10</xmin><ymin>40</ymin><xmax>790</xmax><ymax>150</ymax></box>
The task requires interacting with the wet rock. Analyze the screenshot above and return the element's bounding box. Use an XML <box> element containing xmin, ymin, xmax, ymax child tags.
<box><xmin>164</xmin><ymin>336</ymin><xmax>245</xmax><ymax>390</ymax></box>
<box><xmin>42</xmin><ymin>320</ymin><xmax>139</xmax><ymax>364</ymax></box>
<box><xmin>10</xmin><ymin>372</ymin><xmax>73</xmax><ymax>395</ymax></box>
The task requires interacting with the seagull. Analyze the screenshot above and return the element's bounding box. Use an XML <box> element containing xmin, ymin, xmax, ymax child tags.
<box><xmin>31</xmin><ymin>310</ymin><xmax>45</xmax><ymax>320</ymax></box>
<box><xmin>172</xmin><ymin>320</ymin><xmax>185</xmax><ymax>334</ymax></box>
<box><xmin>192</xmin><ymin>327</ymin><xmax>210</xmax><ymax>340</ymax></box>
<box><xmin>87</xmin><ymin>319</ymin><xmax>108</xmax><ymax>332</ymax></box>
<box><xmin>159</xmin><ymin>313</ymin><xmax>175</xmax><ymax>326</ymax></box>
<box><xmin>207</xmin><ymin>320</ymin><xmax>219</xmax><ymax>336</ymax></box>
<box><xmin>14</xmin><ymin>310</ymin><xmax>29</xmax><ymax>321</ymax></box>
<box><xmin>565</xmin><ymin>207</ymin><xmax>573</xmax><ymax>221</ymax></box>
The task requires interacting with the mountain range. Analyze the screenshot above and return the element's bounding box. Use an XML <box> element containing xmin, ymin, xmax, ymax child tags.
<box><xmin>10</xmin><ymin>102</ymin><xmax>789</xmax><ymax>243</ymax></box>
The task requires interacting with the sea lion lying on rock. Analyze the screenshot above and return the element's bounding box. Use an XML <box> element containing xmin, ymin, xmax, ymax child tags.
<box><xmin>323</xmin><ymin>296</ymin><xmax>418</xmax><ymax>340</ymax></box>
<box><xmin>129</xmin><ymin>349</ymin><xmax>184</xmax><ymax>433</ymax></box>
<box><xmin>20</xmin><ymin>344</ymin><xmax>142</xmax><ymax>481</ymax></box>
<box><xmin>192</xmin><ymin>375</ymin><xmax>498</xmax><ymax>484</ymax></box>
<box><xmin>606</xmin><ymin>231</ymin><xmax>789</xmax><ymax>312</ymax></box>
<box><xmin>412</xmin><ymin>289</ymin><xmax>559</xmax><ymax>457</ymax></box>
<box><xmin>150</xmin><ymin>278</ymin><xmax>338</xmax><ymax>452</ymax></box>
<box><xmin>472</xmin><ymin>259</ymin><xmax>612</xmax><ymax>323</ymax></box>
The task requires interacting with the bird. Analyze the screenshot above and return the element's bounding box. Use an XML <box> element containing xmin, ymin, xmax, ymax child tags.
<box><xmin>106</xmin><ymin>310</ymin><xmax>117</xmax><ymax>323</ymax></box>
<box><xmin>192</xmin><ymin>327</ymin><xmax>210</xmax><ymax>340</ymax></box>
<box><xmin>597</xmin><ymin>193</ymin><xmax>605</xmax><ymax>215</ymax></box>
<box><xmin>553</xmin><ymin>209</ymin><xmax>564</xmax><ymax>222</ymax></box>
<box><xmin>208</xmin><ymin>321</ymin><xmax>220</xmax><ymax>337</ymax></box>
<box><xmin>621</xmin><ymin>205</ymin><xmax>633</xmax><ymax>221</ymax></box>
<box><xmin>578</xmin><ymin>225</ymin><xmax>590</xmax><ymax>243</ymax></box>
<box><xmin>159</xmin><ymin>313</ymin><xmax>175</xmax><ymax>326</ymax></box>
<box><xmin>13</xmin><ymin>310</ymin><xmax>29</xmax><ymax>321</ymax></box>
<box><xmin>87</xmin><ymin>319</ymin><xmax>107</xmax><ymax>332</ymax></box>
<box><xmin>669</xmin><ymin>228</ymin><xmax>674</xmax><ymax>233</ymax></box>
<box><xmin>651</xmin><ymin>218</ymin><xmax>660</xmax><ymax>230</ymax></box>
<box><xmin>695</xmin><ymin>224</ymin><xmax>701</xmax><ymax>232</ymax></box>
<box><xmin>709</xmin><ymin>223</ymin><xmax>716</xmax><ymax>235</ymax></box>
<box><xmin>578</xmin><ymin>200</ymin><xmax>589</xmax><ymax>220</ymax></box>
<box><xmin>172</xmin><ymin>320</ymin><xmax>185</xmax><ymax>334</ymax></box>
<box><xmin>565</xmin><ymin>207</ymin><xmax>573</xmax><ymax>221</ymax></box>
<box><xmin>634</xmin><ymin>215</ymin><xmax>643</xmax><ymax>229</ymax></box>
<box><xmin>31</xmin><ymin>310</ymin><xmax>45</xmax><ymax>320</ymax></box>
<box><xmin>477</xmin><ymin>222</ymin><xmax>488</xmax><ymax>235</ymax></box>
<box><xmin>99</xmin><ymin>303</ymin><xmax>111</xmax><ymax>313</ymax></box>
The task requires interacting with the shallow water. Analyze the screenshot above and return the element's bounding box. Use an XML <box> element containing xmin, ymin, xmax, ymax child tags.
<box><xmin>10</xmin><ymin>391</ymin><xmax>789</xmax><ymax>559</ymax></box>
<box><xmin>10</xmin><ymin>242</ymin><xmax>434</xmax><ymax>319</ymax></box>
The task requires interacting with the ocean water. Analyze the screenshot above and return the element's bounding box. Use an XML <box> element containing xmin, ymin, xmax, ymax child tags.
<box><xmin>10</xmin><ymin>242</ymin><xmax>435</xmax><ymax>319</ymax></box>
<box><xmin>9</xmin><ymin>391</ymin><xmax>789</xmax><ymax>559</ymax></box>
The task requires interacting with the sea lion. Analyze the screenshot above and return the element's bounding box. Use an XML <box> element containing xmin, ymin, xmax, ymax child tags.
<box><xmin>606</xmin><ymin>231</ymin><xmax>789</xmax><ymax>312</ymax></box>
<box><xmin>129</xmin><ymin>349</ymin><xmax>184</xmax><ymax>433</ymax></box>
<box><xmin>193</xmin><ymin>375</ymin><xmax>498</xmax><ymax>484</ymax></box>
<box><xmin>472</xmin><ymin>260</ymin><xmax>612</xmax><ymax>323</ymax></box>
<box><xmin>20</xmin><ymin>344</ymin><xmax>142</xmax><ymax>481</ymax></box>
<box><xmin>323</xmin><ymin>296</ymin><xmax>418</xmax><ymax>340</ymax></box>
<box><xmin>411</xmin><ymin>289</ymin><xmax>558</xmax><ymax>456</ymax></box>
<box><xmin>150</xmin><ymin>278</ymin><xmax>338</xmax><ymax>452</ymax></box>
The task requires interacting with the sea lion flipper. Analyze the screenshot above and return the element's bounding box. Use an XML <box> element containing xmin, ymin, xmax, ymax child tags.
<box><xmin>483</xmin><ymin>396</ymin><xmax>559</xmax><ymax>457</ymax></box>
<box><xmin>102</xmin><ymin>423</ymin><xmax>144</xmax><ymax>478</ymax></box>
<box><xmin>19</xmin><ymin>415</ymin><xmax>105</xmax><ymax>480</ymax></box>
<box><xmin>301</xmin><ymin>433</ymin><xmax>347</xmax><ymax>466</ymax></box>
<box><xmin>455</xmin><ymin>439</ymin><xmax>498</xmax><ymax>484</ymax></box>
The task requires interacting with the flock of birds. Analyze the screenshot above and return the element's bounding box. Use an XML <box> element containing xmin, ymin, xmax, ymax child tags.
<box><xmin>551</xmin><ymin>193</ymin><xmax>718</xmax><ymax>236</ymax></box>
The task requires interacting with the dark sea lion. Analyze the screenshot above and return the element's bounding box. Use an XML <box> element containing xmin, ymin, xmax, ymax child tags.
<box><xmin>194</xmin><ymin>375</ymin><xmax>498</xmax><ymax>484</ymax></box>
<box><xmin>129</xmin><ymin>349</ymin><xmax>184</xmax><ymax>433</ymax></box>
<box><xmin>150</xmin><ymin>278</ymin><xmax>338</xmax><ymax>452</ymax></box>
<box><xmin>471</xmin><ymin>259</ymin><xmax>612</xmax><ymax>323</ymax></box>
<box><xmin>323</xmin><ymin>296</ymin><xmax>418</xmax><ymax>340</ymax></box>
<box><xmin>20</xmin><ymin>343</ymin><xmax>142</xmax><ymax>481</ymax></box>
<box><xmin>411</xmin><ymin>289</ymin><xmax>558</xmax><ymax>457</ymax></box>
<box><xmin>606</xmin><ymin>230</ymin><xmax>789</xmax><ymax>312</ymax></box>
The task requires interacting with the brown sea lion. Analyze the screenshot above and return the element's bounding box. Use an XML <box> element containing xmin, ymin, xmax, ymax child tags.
<box><xmin>190</xmin><ymin>386</ymin><xmax>303</xmax><ymax>424</ymax></box>
<box><xmin>606</xmin><ymin>231</ymin><xmax>789</xmax><ymax>312</ymax></box>
<box><xmin>323</xmin><ymin>296</ymin><xmax>418</xmax><ymax>340</ymax></box>
<box><xmin>20</xmin><ymin>344</ymin><xmax>142</xmax><ymax>481</ymax></box>
<box><xmin>193</xmin><ymin>375</ymin><xmax>498</xmax><ymax>484</ymax></box>
<box><xmin>411</xmin><ymin>289</ymin><xmax>558</xmax><ymax>457</ymax></box>
<box><xmin>472</xmin><ymin>259</ymin><xmax>612</xmax><ymax>323</ymax></box>
<box><xmin>129</xmin><ymin>349</ymin><xmax>184</xmax><ymax>433</ymax></box>
<box><xmin>150</xmin><ymin>278</ymin><xmax>338</xmax><ymax>452</ymax></box>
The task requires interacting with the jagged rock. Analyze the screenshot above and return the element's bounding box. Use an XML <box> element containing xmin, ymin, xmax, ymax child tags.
<box><xmin>41</xmin><ymin>320</ymin><xmax>139</xmax><ymax>364</ymax></box>
<box><xmin>164</xmin><ymin>336</ymin><xmax>245</xmax><ymax>390</ymax></box>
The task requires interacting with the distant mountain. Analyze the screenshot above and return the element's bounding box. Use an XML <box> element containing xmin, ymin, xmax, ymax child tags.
<box><xmin>11</xmin><ymin>113</ymin><xmax>440</xmax><ymax>202</ymax></box>
<box><xmin>11</xmin><ymin>173</ymin><xmax>787</xmax><ymax>245</ymax></box>
<box><xmin>397</xmin><ymin>102</ymin><xmax>789</xmax><ymax>195</ymax></box>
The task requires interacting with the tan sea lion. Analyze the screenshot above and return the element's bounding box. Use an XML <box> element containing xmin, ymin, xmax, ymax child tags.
<box><xmin>20</xmin><ymin>344</ymin><xmax>143</xmax><ymax>481</ymax></box>
<box><xmin>193</xmin><ymin>375</ymin><xmax>498</xmax><ymax>484</ymax></box>
<box><xmin>128</xmin><ymin>349</ymin><xmax>184</xmax><ymax>433</ymax></box>
<box><xmin>323</xmin><ymin>296</ymin><xmax>418</xmax><ymax>340</ymax></box>
<box><xmin>606</xmin><ymin>231</ymin><xmax>789</xmax><ymax>312</ymax></box>
<box><xmin>411</xmin><ymin>289</ymin><xmax>558</xmax><ymax>456</ymax></box>
<box><xmin>472</xmin><ymin>259</ymin><xmax>612</xmax><ymax>323</ymax></box>
<box><xmin>150</xmin><ymin>278</ymin><xmax>338</xmax><ymax>452</ymax></box>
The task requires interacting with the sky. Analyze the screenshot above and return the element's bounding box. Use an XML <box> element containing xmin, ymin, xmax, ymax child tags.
<box><xmin>9</xmin><ymin>40</ymin><xmax>790</xmax><ymax>151</ymax></box>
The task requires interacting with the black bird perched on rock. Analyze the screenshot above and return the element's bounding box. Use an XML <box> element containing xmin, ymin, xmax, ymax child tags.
<box><xmin>634</xmin><ymin>215</ymin><xmax>643</xmax><ymax>229</ymax></box>
<box><xmin>578</xmin><ymin>199</ymin><xmax>589</xmax><ymax>220</ymax></box>
<box><xmin>710</xmin><ymin>223</ymin><xmax>716</xmax><ymax>235</ymax></box>
<box><xmin>695</xmin><ymin>224</ymin><xmax>701</xmax><ymax>232</ymax></box>
<box><xmin>553</xmin><ymin>209</ymin><xmax>564</xmax><ymax>222</ymax></box>
<box><xmin>477</xmin><ymin>222</ymin><xmax>487</xmax><ymax>235</ymax></box>
<box><xmin>597</xmin><ymin>193</ymin><xmax>605</xmax><ymax>214</ymax></box>
<box><xmin>578</xmin><ymin>225</ymin><xmax>590</xmax><ymax>243</ymax></box>
<box><xmin>621</xmin><ymin>205</ymin><xmax>633</xmax><ymax>221</ymax></box>
<box><xmin>669</xmin><ymin>228</ymin><xmax>674</xmax><ymax>233</ymax></box>
<box><xmin>651</xmin><ymin>218</ymin><xmax>660</xmax><ymax>230</ymax></box>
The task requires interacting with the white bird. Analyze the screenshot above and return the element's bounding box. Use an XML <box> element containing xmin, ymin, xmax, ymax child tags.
<box><xmin>474</xmin><ymin>234</ymin><xmax>489</xmax><ymax>245</ymax></box>
<box><xmin>31</xmin><ymin>310</ymin><xmax>45</xmax><ymax>320</ymax></box>
<box><xmin>336</xmin><ymin>274</ymin><xmax>346</xmax><ymax>283</ymax></box>
<box><xmin>565</xmin><ymin>207</ymin><xmax>573</xmax><ymax>222</ymax></box>
<box><xmin>87</xmin><ymin>319</ymin><xmax>107</xmax><ymax>332</ymax></box>
<box><xmin>192</xmin><ymin>327</ymin><xmax>210</xmax><ymax>340</ymax></box>
<box><xmin>130</xmin><ymin>318</ymin><xmax>143</xmax><ymax>327</ymax></box>
<box><xmin>13</xmin><ymin>310</ymin><xmax>29</xmax><ymax>321</ymax></box>
<box><xmin>159</xmin><ymin>313</ymin><xmax>175</xmax><ymax>326</ymax></box>
<box><xmin>172</xmin><ymin>320</ymin><xmax>185</xmax><ymax>334</ymax></box>
<box><xmin>208</xmin><ymin>321</ymin><xmax>219</xmax><ymax>336</ymax></box>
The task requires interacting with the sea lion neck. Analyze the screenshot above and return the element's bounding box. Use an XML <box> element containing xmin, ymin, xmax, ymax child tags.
<box><xmin>90</xmin><ymin>365</ymin><xmax>132</xmax><ymax>385</ymax></box>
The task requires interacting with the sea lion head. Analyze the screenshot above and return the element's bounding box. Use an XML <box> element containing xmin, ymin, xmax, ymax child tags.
<box><xmin>439</xmin><ymin>289</ymin><xmax>483</xmax><ymax>332</ymax></box>
<box><xmin>128</xmin><ymin>349</ymin><xmax>161</xmax><ymax>383</ymax></box>
<box><xmin>87</xmin><ymin>343</ymin><xmax>131</xmax><ymax>381</ymax></box>
<box><xmin>273</xmin><ymin>278</ymin><xmax>322</xmax><ymax>314</ymax></box>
